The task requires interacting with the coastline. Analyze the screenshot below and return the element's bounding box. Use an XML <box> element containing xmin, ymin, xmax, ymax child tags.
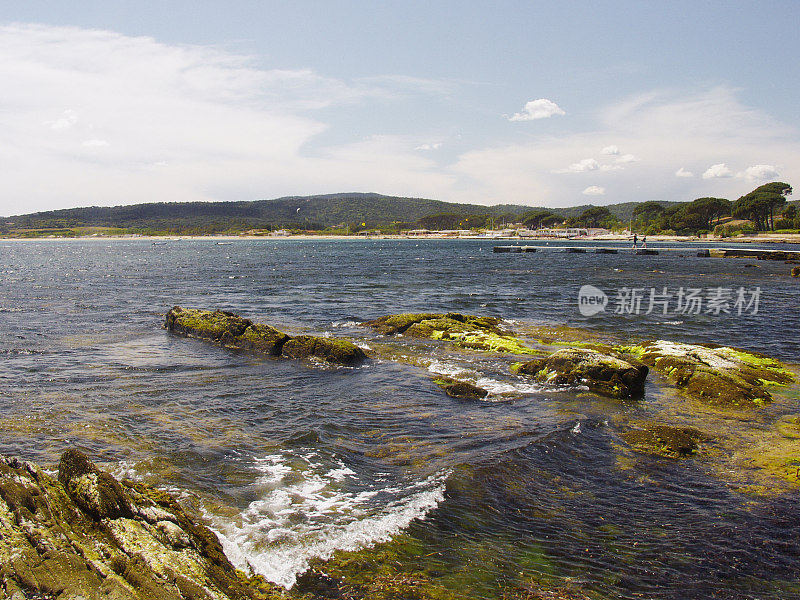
<box><xmin>3</xmin><ymin>232</ymin><xmax>800</xmax><ymax>244</ymax></box>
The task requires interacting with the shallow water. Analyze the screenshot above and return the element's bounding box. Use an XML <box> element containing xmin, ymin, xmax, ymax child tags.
<box><xmin>1</xmin><ymin>238</ymin><xmax>799</xmax><ymax>599</ymax></box>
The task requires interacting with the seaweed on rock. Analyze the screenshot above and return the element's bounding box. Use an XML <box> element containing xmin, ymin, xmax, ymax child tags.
<box><xmin>165</xmin><ymin>306</ymin><xmax>366</xmax><ymax>366</ymax></box>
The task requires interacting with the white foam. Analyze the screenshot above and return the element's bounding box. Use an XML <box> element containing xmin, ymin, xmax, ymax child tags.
<box><xmin>475</xmin><ymin>376</ymin><xmax>542</xmax><ymax>395</ymax></box>
<box><xmin>426</xmin><ymin>360</ymin><xmax>470</xmax><ymax>379</ymax></box>
<box><xmin>207</xmin><ymin>449</ymin><xmax>447</xmax><ymax>588</ymax></box>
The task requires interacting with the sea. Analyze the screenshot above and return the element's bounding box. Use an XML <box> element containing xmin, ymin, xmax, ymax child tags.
<box><xmin>1</xmin><ymin>238</ymin><xmax>799</xmax><ymax>599</ymax></box>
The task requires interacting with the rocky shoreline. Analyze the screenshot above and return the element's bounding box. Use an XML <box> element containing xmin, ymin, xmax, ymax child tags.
<box><xmin>3</xmin><ymin>308</ymin><xmax>797</xmax><ymax>599</ymax></box>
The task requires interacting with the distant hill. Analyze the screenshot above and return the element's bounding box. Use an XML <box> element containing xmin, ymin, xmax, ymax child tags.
<box><xmin>0</xmin><ymin>193</ymin><xmax>683</xmax><ymax>236</ymax></box>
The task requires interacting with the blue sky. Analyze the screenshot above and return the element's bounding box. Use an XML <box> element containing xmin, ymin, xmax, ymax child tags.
<box><xmin>1</xmin><ymin>1</ymin><xmax>798</xmax><ymax>214</ymax></box>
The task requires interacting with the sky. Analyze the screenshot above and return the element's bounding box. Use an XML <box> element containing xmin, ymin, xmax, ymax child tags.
<box><xmin>1</xmin><ymin>1</ymin><xmax>798</xmax><ymax>216</ymax></box>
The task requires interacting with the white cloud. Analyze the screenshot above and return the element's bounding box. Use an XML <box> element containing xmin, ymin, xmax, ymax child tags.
<box><xmin>81</xmin><ymin>139</ymin><xmax>110</xmax><ymax>147</ymax></box>
<box><xmin>44</xmin><ymin>109</ymin><xmax>77</xmax><ymax>130</ymax></box>
<box><xmin>556</xmin><ymin>158</ymin><xmax>599</xmax><ymax>173</ymax></box>
<box><xmin>508</xmin><ymin>98</ymin><xmax>565</xmax><ymax>121</ymax></box>
<box><xmin>702</xmin><ymin>163</ymin><xmax>733</xmax><ymax>179</ymax></box>
<box><xmin>450</xmin><ymin>87</ymin><xmax>800</xmax><ymax>206</ymax></box>
<box><xmin>415</xmin><ymin>142</ymin><xmax>442</xmax><ymax>151</ymax></box>
<box><xmin>582</xmin><ymin>186</ymin><xmax>605</xmax><ymax>196</ymax></box>
<box><xmin>615</xmin><ymin>153</ymin><xmax>638</xmax><ymax>164</ymax></box>
<box><xmin>601</xmin><ymin>145</ymin><xmax>620</xmax><ymax>155</ymax></box>
<box><xmin>740</xmin><ymin>164</ymin><xmax>779</xmax><ymax>181</ymax></box>
<box><xmin>675</xmin><ymin>167</ymin><xmax>693</xmax><ymax>178</ymax></box>
<box><xmin>0</xmin><ymin>23</ymin><xmax>458</xmax><ymax>213</ymax></box>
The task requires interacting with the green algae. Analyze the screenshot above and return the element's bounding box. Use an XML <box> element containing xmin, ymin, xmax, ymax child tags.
<box><xmin>432</xmin><ymin>330</ymin><xmax>540</xmax><ymax>355</ymax></box>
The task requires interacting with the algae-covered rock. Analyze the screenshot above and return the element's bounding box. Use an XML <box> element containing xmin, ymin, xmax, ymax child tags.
<box><xmin>58</xmin><ymin>449</ymin><xmax>133</xmax><ymax>520</ymax></box>
<box><xmin>792</xmin><ymin>266</ymin><xmax>800</xmax><ymax>277</ymax></box>
<box><xmin>0</xmin><ymin>451</ymin><xmax>285</xmax><ymax>600</ymax></box>
<box><xmin>238</xmin><ymin>323</ymin><xmax>291</xmax><ymax>355</ymax></box>
<box><xmin>622</xmin><ymin>425</ymin><xmax>709</xmax><ymax>458</ymax></box>
<box><xmin>623</xmin><ymin>340</ymin><xmax>794</xmax><ymax>408</ymax></box>
<box><xmin>433</xmin><ymin>377</ymin><xmax>489</xmax><ymax>400</ymax></box>
<box><xmin>281</xmin><ymin>335</ymin><xmax>367</xmax><ymax>366</ymax></box>
<box><xmin>364</xmin><ymin>312</ymin><xmax>537</xmax><ymax>354</ymax></box>
<box><xmin>166</xmin><ymin>306</ymin><xmax>366</xmax><ymax>366</ymax></box>
<box><xmin>166</xmin><ymin>306</ymin><xmax>252</xmax><ymax>345</ymax></box>
<box><xmin>516</xmin><ymin>348</ymin><xmax>648</xmax><ymax>399</ymax></box>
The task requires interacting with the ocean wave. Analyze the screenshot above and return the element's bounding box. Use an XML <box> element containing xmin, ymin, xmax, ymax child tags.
<box><xmin>207</xmin><ymin>449</ymin><xmax>447</xmax><ymax>588</ymax></box>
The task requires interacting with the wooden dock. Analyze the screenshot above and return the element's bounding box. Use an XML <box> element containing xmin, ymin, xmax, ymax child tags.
<box><xmin>492</xmin><ymin>245</ymin><xmax>800</xmax><ymax>260</ymax></box>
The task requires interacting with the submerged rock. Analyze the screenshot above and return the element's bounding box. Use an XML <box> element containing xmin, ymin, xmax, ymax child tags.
<box><xmin>432</xmin><ymin>377</ymin><xmax>489</xmax><ymax>400</ymax></box>
<box><xmin>792</xmin><ymin>266</ymin><xmax>800</xmax><ymax>277</ymax></box>
<box><xmin>166</xmin><ymin>306</ymin><xmax>365</xmax><ymax>366</ymax></box>
<box><xmin>515</xmin><ymin>348</ymin><xmax>648</xmax><ymax>399</ymax></box>
<box><xmin>363</xmin><ymin>312</ymin><xmax>538</xmax><ymax>354</ymax></box>
<box><xmin>622</xmin><ymin>425</ymin><xmax>709</xmax><ymax>458</ymax></box>
<box><xmin>619</xmin><ymin>340</ymin><xmax>794</xmax><ymax>408</ymax></box>
<box><xmin>0</xmin><ymin>451</ymin><xmax>283</xmax><ymax>600</ymax></box>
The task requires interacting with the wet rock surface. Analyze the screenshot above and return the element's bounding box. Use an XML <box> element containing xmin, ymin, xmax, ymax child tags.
<box><xmin>166</xmin><ymin>307</ymin><xmax>365</xmax><ymax>366</ymax></box>
<box><xmin>516</xmin><ymin>348</ymin><xmax>648</xmax><ymax>399</ymax></box>
<box><xmin>363</xmin><ymin>313</ymin><xmax>538</xmax><ymax>354</ymax></box>
<box><xmin>0</xmin><ymin>451</ymin><xmax>285</xmax><ymax>600</ymax></box>
<box><xmin>433</xmin><ymin>377</ymin><xmax>489</xmax><ymax>400</ymax></box>
<box><xmin>624</xmin><ymin>340</ymin><xmax>794</xmax><ymax>408</ymax></box>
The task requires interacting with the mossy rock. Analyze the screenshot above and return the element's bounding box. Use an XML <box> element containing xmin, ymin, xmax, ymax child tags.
<box><xmin>364</xmin><ymin>312</ymin><xmax>538</xmax><ymax>355</ymax></box>
<box><xmin>791</xmin><ymin>266</ymin><xmax>800</xmax><ymax>277</ymax></box>
<box><xmin>625</xmin><ymin>340</ymin><xmax>794</xmax><ymax>408</ymax></box>
<box><xmin>1</xmin><ymin>451</ymin><xmax>285</xmax><ymax>600</ymax></box>
<box><xmin>517</xmin><ymin>348</ymin><xmax>648</xmax><ymax>399</ymax></box>
<box><xmin>281</xmin><ymin>335</ymin><xmax>367</xmax><ymax>366</ymax></box>
<box><xmin>622</xmin><ymin>425</ymin><xmax>709</xmax><ymax>458</ymax></box>
<box><xmin>237</xmin><ymin>323</ymin><xmax>290</xmax><ymax>355</ymax></box>
<box><xmin>166</xmin><ymin>306</ymin><xmax>251</xmax><ymax>345</ymax></box>
<box><xmin>433</xmin><ymin>377</ymin><xmax>489</xmax><ymax>400</ymax></box>
<box><xmin>362</xmin><ymin>313</ymin><xmax>444</xmax><ymax>335</ymax></box>
<box><xmin>166</xmin><ymin>306</ymin><xmax>367</xmax><ymax>366</ymax></box>
<box><xmin>58</xmin><ymin>449</ymin><xmax>133</xmax><ymax>520</ymax></box>
<box><xmin>364</xmin><ymin>312</ymin><xmax>506</xmax><ymax>337</ymax></box>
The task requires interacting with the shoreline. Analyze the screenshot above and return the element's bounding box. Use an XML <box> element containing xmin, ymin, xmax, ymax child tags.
<box><xmin>3</xmin><ymin>233</ymin><xmax>800</xmax><ymax>244</ymax></box>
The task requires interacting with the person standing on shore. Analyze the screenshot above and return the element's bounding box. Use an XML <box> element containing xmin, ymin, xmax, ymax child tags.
<box><xmin>632</xmin><ymin>234</ymin><xmax>638</xmax><ymax>249</ymax></box>
<box><xmin>642</xmin><ymin>236</ymin><xmax>647</xmax><ymax>249</ymax></box>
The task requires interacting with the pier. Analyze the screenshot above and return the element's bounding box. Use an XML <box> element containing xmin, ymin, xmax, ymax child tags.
<box><xmin>492</xmin><ymin>245</ymin><xmax>800</xmax><ymax>260</ymax></box>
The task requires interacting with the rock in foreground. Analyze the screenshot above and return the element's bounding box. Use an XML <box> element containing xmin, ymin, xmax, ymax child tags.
<box><xmin>626</xmin><ymin>340</ymin><xmax>794</xmax><ymax>408</ymax></box>
<box><xmin>0</xmin><ymin>451</ymin><xmax>281</xmax><ymax>600</ymax></box>
<box><xmin>516</xmin><ymin>348</ymin><xmax>648</xmax><ymax>399</ymax></box>
<box><xmin>166</xmin><ymin>306</ymin><xmax>366</xmax><ymax>366</ymax></box>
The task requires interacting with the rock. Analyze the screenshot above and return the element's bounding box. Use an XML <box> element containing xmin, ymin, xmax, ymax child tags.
<box><xmin>281</xmin><ymin>335</ymin><xmax>367</xmax><ymax>366</ymax></box>
<box><xmin>433</xmin><ymin>377</ymin><xmax>489</xmax><ymax>400</ymax></box>
<box><xmin>166</xmin><ymin>306</ymin><xmax>366</xmax><ymax>366</ymax></box>
<box><xmin>516</xmin><ymin>348</ymin><xmax>648</xmax><ymax>399</ymax></box>
<box><xmin>624</xmin><ymin>340</ymin><xmax>794</xmax><ymax>408</ymax></box>
<box><xmin>0</xmin><ymin>451</ymin><xmax>283</xmax><ymax>600</ymax></box>
<box><xmin>58</xmin><ymin>449</ymin><xmax>133</xmax><ymax>520</ymax></box>
<box><xmin>165</xmin><ymin>306</ymin><xmax>251</xmax><ymax>345</ymax></box>
<box><xmin>363</xmin><ymin>312</ymin><xmax>538</xmax><ymax>354</ymax></box>
<box><xmin>237</xmin><ymin>323</ymin><xmax>290</xmax><ymax>355</ymax></box>
<box><xmin>622</xmin><ymin>425</ymin><xmax>709</xmax><ymax>458</ymax></box>
<box><xmin>792</xmin><ymin>266</ymin><xmax>800</xmax><ymax>277</ymax></box>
